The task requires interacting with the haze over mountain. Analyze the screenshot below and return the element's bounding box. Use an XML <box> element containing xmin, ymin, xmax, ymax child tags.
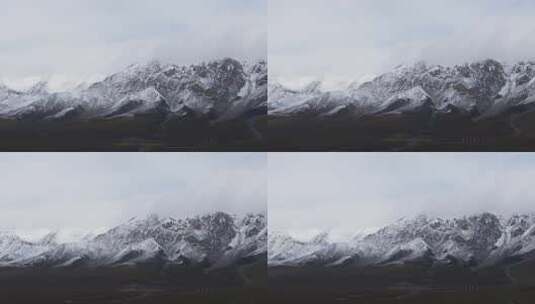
<box><xmin>1</xmin><ymin>0</ymin><xmax>266</xmax><ymax>91</ymax></box>
<box><xmin>270</xmin><ymin>0</ymin><xmax>535</xmax><ymax>90</ymax></box>
<box><xmin>269</xmin><ymin>153</ymin><xmax>535</xmax><ymax>241</ymax></box>
<box><xmin>0</xmin><ymin>153</ymin><xmax>266</xmax><ymax>233</ymax></box>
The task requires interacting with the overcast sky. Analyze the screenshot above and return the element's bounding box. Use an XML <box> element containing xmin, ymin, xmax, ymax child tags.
<box><xmin>0</xmin><ymin>0</ymin><xmax>266</xmax><ymax>91</ymax></box>
<box><xmin>269</xmin><ymin>153</ymin><xmax>535</xmax><ymax>241</ymax></box>
<box><xmin>270</xmin><ymin>0</ymin><xmax>535</xmax><ymax>90</ymax></box>
<box><xmin>0</xmin><ymin>153</ymin><xmax>266</xmax><ymax>234</ymax></box>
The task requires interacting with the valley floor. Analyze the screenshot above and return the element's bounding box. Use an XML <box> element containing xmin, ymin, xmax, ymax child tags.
<box><xmin>268</xmin><ymin>262</ymin><xmax>535</xmax><ymax>304</ymax></box>
<box><xmin>267</xmin><ymin>111</ymin><xmax>535</xmax><ymax>151</ymax></box>
<box><xmin>0</xmin><ymin>263</ymin><xmax>268</xmax><ymax>304</ymax></box>
<box><xmin>0</xmin><ymin>115</ymin><xmax>267</xmax><ymax>151</ymax></box>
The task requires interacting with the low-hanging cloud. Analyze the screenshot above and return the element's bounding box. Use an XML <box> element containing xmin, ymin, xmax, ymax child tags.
<box><xmin>0</xmin><ymin>0</ymin><xmax>266</xmax><ymax>91</ymax></box>
<box><xmin>0</xmin><ymin>153</ymin><xmax>266</xmax><ymax>232</ymax></box>
<box><xmin>269</xmin><ymin>153</ymin><xmax>535</xmax><ymax>240</ymax></box>
<box><xmin>270</xmin><ymin>0</ymin><xmax>535</xmax><ymax>90</ymax></box>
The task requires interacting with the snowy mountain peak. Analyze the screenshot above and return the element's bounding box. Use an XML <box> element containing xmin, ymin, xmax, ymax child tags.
<box><xmin>303</xmin><ymin>81</ymin><xmax>323</xmax><ymax>94</ymax></box>
<box><xmin>38</xmin><ymin>232</ymin><xmax>58</xmax><ymax>246</ymax></box>
<box><xmin>0</xmin><ymin>58</ymin><xmax>266</xmax><ymax>121</ymax></box>
<box><xmin>270</xmin><ymin>59</ymin><xmax>535</xmax><ymax>118</ymax></box>
<box><xmin>269</xmin><ymin>212</ymin><xmax>535</xmax><ymax>268</ymax></box>
<box><xmin>26</xmin><ymin>81</ymin><xmax>49</xmax><ymax>95</ymax></box>
<box><xmin>0</xmin><ymin>212</ymin><xmax>266</xmax><ymax>269</ymax></box>
<box><xmin>391</xmin><ymin>61</ymin><xmax>429</xmax><ymax>76</ymax></box>
<box><xmin>310</xmin><ymin>232</ymin><xmax>330</xmax><ymax>244</ymax></box>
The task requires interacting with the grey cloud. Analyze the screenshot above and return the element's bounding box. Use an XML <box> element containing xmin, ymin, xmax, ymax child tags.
<box><xmin>268</xmin><ymin>153</ymin><xmax>535</xmax><ymax>240</ymax></box>
<box><xmin>0</xmin><ymin>0</ymin><xmax>266</xmax><ymax>90</ymax></box>
<box><xmin>0</xmin><ymin>153</ymin><xmax>266</xmax><ymax>231</ymax></box>
<box><xmin>269</xmin><ymin>0</ymin><xmax>535</xmax><ymax>90</ymax></box>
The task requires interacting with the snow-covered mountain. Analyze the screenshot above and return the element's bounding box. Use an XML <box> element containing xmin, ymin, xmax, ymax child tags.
<box><xmin>268</xmin><ymin>231</ymin><xmax>352</xmax><ymax>267</ymax></box>
<box><xmin>0</xmin><ymin>58</ymin><xmax>267</xmax><ymax>121</ymax></box>
<box><xmin>268</xmin><ymin>213</ymin><xmax>535</xmax><ymax>268</ymax></box>
<box><xmin>0</xmin><ymin>212</ymin><xmax>266</xmax><ymax>268</ymax></box>
<box><xmin>269</xmin><ymin>59</ymin><xmax>535</xmax><ymax>118</ymax></box>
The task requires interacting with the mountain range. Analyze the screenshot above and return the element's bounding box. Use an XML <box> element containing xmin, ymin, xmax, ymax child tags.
<box><xmin>0</xmin><ymin>58</ymin><xmax>267</xmax><ymax>122</ymax></box>
<box><xmin>268</xmin><ymin>213</ymin><xmax>535</xmax><ymax>268</ymax></box>
<box><xmin>269</xmin><ymin>59</ymin><xmax>535</xmax><ymax>119</ymax></box>
<box><xmin>0</xmin><ymin>212</ymin><xmax>266</xmax><ymax>269</ymax></box>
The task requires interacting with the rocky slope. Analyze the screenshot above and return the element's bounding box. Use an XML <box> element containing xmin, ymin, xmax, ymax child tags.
<box><xmin>0</xmin><ymin>212</ymin><xmax>266</xmax><ymax>268</ymax></box>
<box><xmin>268</xmin><ymin>213</ymin><xmax>535</xmax><ymax>267</ymax></box>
